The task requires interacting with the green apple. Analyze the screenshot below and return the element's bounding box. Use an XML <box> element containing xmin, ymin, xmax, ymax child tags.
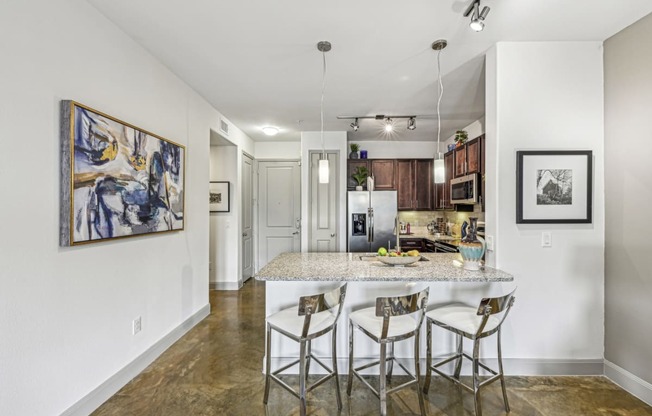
<box><xmin>377</xmin><ymin>247</ymin><xmax>388</xmax><ymax>256</ymax></box>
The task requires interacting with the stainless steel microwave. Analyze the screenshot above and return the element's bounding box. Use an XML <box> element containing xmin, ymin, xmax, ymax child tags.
<box><xmin>450</xmin><ymin>173</ymin><xmax>478</xmax><ymax>204</ymax></box>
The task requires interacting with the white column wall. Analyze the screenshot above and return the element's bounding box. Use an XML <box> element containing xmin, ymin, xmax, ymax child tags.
<box><xmin>485</xmin><ymin>42</ymin><xmax>605</xmax><ymax>364</ymax></box>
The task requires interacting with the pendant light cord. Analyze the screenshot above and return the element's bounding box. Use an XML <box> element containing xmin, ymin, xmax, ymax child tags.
<box><xmin>321</xmin><ymin>50</ymin><xmax>327</xmax><ymax>159</ymax></box>
<box><xmin>436</xmin><ymin>48</ymin><xmax>444</xmax><ymax>156</ymax></box>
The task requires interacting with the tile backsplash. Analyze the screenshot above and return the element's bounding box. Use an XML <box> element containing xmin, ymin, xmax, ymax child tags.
<box><xmin>399</xmin><ymin>207</ymin><xmax>484</xmax><ymax>228</ymax></box>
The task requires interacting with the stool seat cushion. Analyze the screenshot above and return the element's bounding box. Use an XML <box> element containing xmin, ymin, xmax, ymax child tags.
<box><xmin>350</xmin><ymin>306</ymin><xmax>419</xmax><ymax>339</ymax></box>
<box><xmin>267</xmin><ymin>306</ymin><xmax>337</xmax><ymax>337</ymax></box>
<box><xmin>426</xmin><ymin>304</ymin><xmax>501</xmax><ymax>336</ymax></box>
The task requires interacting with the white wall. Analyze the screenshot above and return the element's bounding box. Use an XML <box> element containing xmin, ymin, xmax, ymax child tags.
<box><xmin>0</xmin><ymin>0</ymin><xmax>229</xmax><ymax>414</ymax></box>
<box><xmin>209</xmin><ymin>145</ymin><xmax>239</xmax><ymax>289</ymax></box>
<box><xmin>300</xmin><ymin>132</ymin><xmax>348</xmax><ymax>252</ymax></box>
<box><xmin>604</xmin><ymin>14</ymin><xmax>652</xmax><ymax>403</ymax></box>
<box><xmin>255</xmin><ymin>141</ymin><xmax>301</xmax><ymax>159</ymax></box>
<box><xmin>485</xmin><ymin>42</ymin><xmax>605</xmax><ymax>367</ymax></box>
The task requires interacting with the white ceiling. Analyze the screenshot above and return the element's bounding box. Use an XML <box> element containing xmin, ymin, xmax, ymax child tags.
<box><xmin>88</xmin><ymin>0</ymin><xmax>652</xmax><ymax>142</ymax></box>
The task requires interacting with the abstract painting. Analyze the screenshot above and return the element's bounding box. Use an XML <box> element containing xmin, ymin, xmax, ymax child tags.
<box><xmin>60</xmin><ymin>101</ymin><xmax>185</xmax><ymax>245</ymax></box>
<box><xmin>516</xmin><ymin>150</ymin><xmax>592</xmax><ymax>224</ymax></box>
<box><xmin>209</xmin><ymin>181</ymin><xmax>230</xmax><ymax>212</ymax></box>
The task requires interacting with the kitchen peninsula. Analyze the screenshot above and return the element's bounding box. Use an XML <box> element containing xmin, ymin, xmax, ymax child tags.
<box><xmin>255</xmin><ymin>252</ymin><xmax>514</xmax><ymax>374</ymax></box>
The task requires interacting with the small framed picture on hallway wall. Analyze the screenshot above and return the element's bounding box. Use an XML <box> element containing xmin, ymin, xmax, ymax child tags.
<box><xmin>516</xmin><ymin>150</ymin><xmax>593</xmax><ymax>224</ymax></box>
<box><xmin>210</xmin><ymin>181</ymin><xmax>230</xmax><ymax>212</ymax></box>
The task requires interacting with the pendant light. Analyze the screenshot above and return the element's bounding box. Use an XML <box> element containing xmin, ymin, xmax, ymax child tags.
<box><xmin>317</xmin><ymin>41</ymin><xmax>331</xmax><ymax>184</ymax></box>
<box><xmin>432</xmin><ymin>40</ymin><xmax>447</xmax><ymax>184</ymax></box>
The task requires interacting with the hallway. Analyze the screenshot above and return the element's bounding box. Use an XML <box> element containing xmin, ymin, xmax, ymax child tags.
<box><xmin>93</xmin><ymin>280</ymin><xmax>652</xmax><ymax>415</ymax></box>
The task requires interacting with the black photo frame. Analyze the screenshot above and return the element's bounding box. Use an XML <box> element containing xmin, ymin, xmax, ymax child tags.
<box><xmin>209</xmin><ymin>181</ymin><xmax>230</xmax><ymax>213</ymax></box>
<box><xmin>516</xmin><ymin>150</ymin><xmax>592</xmax><ymax>224</ymax></box>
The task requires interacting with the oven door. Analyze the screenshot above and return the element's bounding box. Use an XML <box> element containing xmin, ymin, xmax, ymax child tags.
<box><xmin>450</xmin><ymin>174</ymin><xmax>478</xmax><ymax>204</ymax></box>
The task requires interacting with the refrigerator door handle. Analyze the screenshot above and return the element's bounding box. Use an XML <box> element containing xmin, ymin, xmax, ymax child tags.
<box><xmin>368</xmin><ymin>207</ymin><xmax>374</xmax><ymax>243</ymax></box>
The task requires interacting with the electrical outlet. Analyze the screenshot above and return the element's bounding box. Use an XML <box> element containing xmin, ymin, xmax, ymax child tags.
<box><xmin>132</xmin><ymin>317</ymin><xmax>142</xmax><ymax>335</ymax></box>
<box><xmin>541</xmin><ymin>232</ymin><xmax>552</xmax><ymax>248</ymax></box>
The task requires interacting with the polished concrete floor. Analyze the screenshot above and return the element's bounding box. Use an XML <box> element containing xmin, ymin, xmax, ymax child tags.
<box><xmin>93</xmin><ymin>279</ymin><xmax>652</xmax><ymax>415</ymax></box>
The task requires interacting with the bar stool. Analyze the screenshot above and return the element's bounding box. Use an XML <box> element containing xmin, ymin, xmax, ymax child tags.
<box><xmin>263</xmin><ymin>284</ymin><xmax>347</xmax><ymax>416</ymax></box>
<box><xmin>423</xmin><ymin>289</ymin><xmax>516</xmax><ymax>416</ymax></box>
<box><xmin>347</xmin><ymin>288</ymin><xmax>429</xmax><ymax>416</ymax></box>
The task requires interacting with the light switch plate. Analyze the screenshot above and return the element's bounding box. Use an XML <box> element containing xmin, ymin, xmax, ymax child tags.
<box><xmin>486</xmin><ymin>235</ymin><xmax>494</xmax><ymax>252</ymax></box>
<box><xmin>541</xmin><ymin>232</ymin><xmax>552</xmax><ymax>247</ymax></box>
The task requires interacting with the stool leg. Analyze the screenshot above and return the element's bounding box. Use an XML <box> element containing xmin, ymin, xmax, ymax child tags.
<box><xmin>332</xmin><ymin>324</ymin><xmax>343</xmax><ymax>410</ymax></box>
<box><xmin>347</xmin><ymin>320</ymin><xmax>354</xmax><ymax>396</ymax></box>
<box><xmin>305</xmin><ymin>340</ymin><xmax>312</xmax><ymax>377</ymax></box>
<box><xmin>497</xmin><ymin>329</ymin><xmax>510</xmax><ymax>413</ymax></box>
<box><xmin>453</xmin><ymin>333</ymin><xmax>463</xmax><ymax>381</ymax></box>
<box><xmin>379</xmin><ymin>342</ymin><xmax>388</xmax><ymax>416</ymax></box>
<box><xmin>423</xmin><ymin>321</ymin><xmax>432</xmax><ymax>394</ymax></box>
<box><xmin>263</xmin><ymin>323</ymin><xmax>272</xmax><ymax>404</ymax></box>
<box><xmin>414</xmin><ymin>331</ymin><xmax>427</xmax><ymax>416</ymax></box>
<box><xmin>299</xmin><ymin>340</ymin><xmax>308</xmax><ymax>416</ymax></box>
<box><xmin>387</xmin><ymin>341</ymin><xmax>395</xmax><ymax>384</ymax></box>
<box><xmin>472</xmin><ymin>339</ymin><xmax>482</xmax><ymax>416</ymax></box>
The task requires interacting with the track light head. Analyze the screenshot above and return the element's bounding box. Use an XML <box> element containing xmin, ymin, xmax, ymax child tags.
<box><xmin>350</xmin><ymin>118</ymin><xmax>359</xmax><ymax>132</ymax></box>
<box><xmin>407</xmin><ymin>117</ymin><xmax>416</xmax><ymax>130</ymax></box>
<box><xmin>464</xmin><ymin>1</ymin><xmax>490</xmax><ymax>32</ymax></box>
<box><xmin>470</xmin><ymin>18</ymin><xmax>485</xmax><ymax>31</ymax></box>
<box><xmin>384</xmin><ymin>118</ymin><xmax>393</xmax><ymax>132</ymax></box>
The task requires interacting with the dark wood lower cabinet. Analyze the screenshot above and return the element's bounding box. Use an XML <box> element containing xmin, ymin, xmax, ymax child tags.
<box><xmin>399</xmin><ymin>238</ymin><xmax>424</xmax><ymax>251</ymax></box>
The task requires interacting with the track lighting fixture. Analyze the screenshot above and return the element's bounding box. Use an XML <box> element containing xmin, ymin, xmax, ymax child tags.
<box><xmin>337</xmin><ymin>114</ymin><xmax>418</xmax><ymax>132</ymax></box>
<box><xmin>384</xmin><ymin>118</ymin><xmax>393</xmax><ymax>132</ymax></box>
<box><xmin>464</xmin><ymin>0</ymin><xmax>490</xmax><ymax>32</ymax></box>
<box><xmin>350</xmin><ymin>118</ymin><xmax>359</xmax><ymax>132</ymax></box>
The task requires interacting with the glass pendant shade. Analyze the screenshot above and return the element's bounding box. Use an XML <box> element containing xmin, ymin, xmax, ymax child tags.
<box><xmin>434</xmin><ymin>158</ymin><xmax>445</xmax><ymax>184</ymax></box>
<box><xmin>319</xmin><ymin>158</ymin><xmax>329</xmax><ymax>184</ymax></box>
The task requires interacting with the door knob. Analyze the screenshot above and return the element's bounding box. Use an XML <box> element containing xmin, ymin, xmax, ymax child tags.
<box><xmin>292</xmin><ymin>231</ymin><xmax>300</xmax><ymax>235</ymax></box>
<box><xmin>330</xmin><ymin>233</ymin><xmax>336</xmax><ymax>237</ymax></box>
<box><xmin>242</xmin><ymin>232</ymin><xmax>247</xmax><ymax>237</ymax></box>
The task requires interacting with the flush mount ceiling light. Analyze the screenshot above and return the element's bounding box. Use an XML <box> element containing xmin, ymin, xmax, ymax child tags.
<box><xmin>317</xmin><ymin>41</ymin><xmax>331</xmax><ymax>184</ymax></box>
<box><xmin>432</xmin><ymin>39</ymin><xmax>447</xmax><ymax>184</ymax></box>
<box><xmin>262</xmin><ymin>126</ymin><xmax>279</xmax><ymax>136</ymax></box>
<box><xmin>464</xmin><ymin>0</ymin><xmax>490</xmax><ymax>32</ymax></box>
<box><xmin>337</xmin><ymin>114</ymin><xmax>419</xmax><ymax>132</ymax></box>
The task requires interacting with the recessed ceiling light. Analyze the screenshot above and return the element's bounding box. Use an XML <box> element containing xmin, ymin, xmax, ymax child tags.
<box><xmin>262</xmin><ymin>126</ymin><xmax>279</xmax><ymax>136</ymax></box>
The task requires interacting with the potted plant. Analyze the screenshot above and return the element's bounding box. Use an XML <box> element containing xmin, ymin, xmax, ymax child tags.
<box><xmin>349</xmin><ymin>143</ymin><xmax>360</xmax><ymax>159</ymax></box>
<box><xmin>352</xmin><ymin>166</ymin><xmax>369</xmax><ymax>190</ymax></box>
<box><xmin>455</xmin><ymin>130</ymin><xmax>468</xmax><ymax>148</ymax></box>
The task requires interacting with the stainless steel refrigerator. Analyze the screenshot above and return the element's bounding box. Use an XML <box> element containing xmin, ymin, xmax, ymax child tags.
<box><xmin>347</xmin><ymin>191</ymin><xmax>398</xmax><ymax>252</ymax></box>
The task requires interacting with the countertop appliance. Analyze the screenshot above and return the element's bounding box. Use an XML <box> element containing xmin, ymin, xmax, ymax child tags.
<box><xmin>450</xmin><ymin>173</ymin><xmax>479</xmax><ymax>204</ymax></box>
<box><xmin>348</xmin><ymin>191</ymin><xmax>397</xmax><ymax>252</ymax></box>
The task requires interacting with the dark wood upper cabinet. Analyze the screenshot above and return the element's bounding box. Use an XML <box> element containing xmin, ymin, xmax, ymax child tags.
<box><xmin>414</xmin><ymin>159</ymin><xmax>433</xmax><ymax>210</ymax></box>
<box><xmin>347</xmin><ymin>159</ymin><xmax>369</xmax><ymax>190</ymax></box>
<box><xmin>396</xmin><ymin>160</ymin><xmax>414</xmax><ymax>210</ymax></box>
<box><xmin>370</xmin><ymin>159</ymin><xmax>397</xmax><ymax>190</ymax></box>
<box><xmin>397</xmin><ymin>159</ymin><xmax>433</xmax><ymax>211</ymax></box>
<box><xmin>454</xmin><ymin>136</ymin><xmax>482</xmax><ymax>178</ymax></box>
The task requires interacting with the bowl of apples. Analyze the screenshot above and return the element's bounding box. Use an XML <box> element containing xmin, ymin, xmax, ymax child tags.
<box><xmin>376</xmin><ymin>248</ymin><xmax>421</xmax><ymax>266</ymax></box>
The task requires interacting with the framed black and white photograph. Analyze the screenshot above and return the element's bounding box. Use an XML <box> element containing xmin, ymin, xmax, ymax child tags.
<box><xmin>209</xmin><ymin>181</ymin><xmax>230</xmax><ymax>213</ymax></box>
<box><xmin>516</xmin><ymin>150</ymin><xmax>592</xmax><ymax>224</ymax></box>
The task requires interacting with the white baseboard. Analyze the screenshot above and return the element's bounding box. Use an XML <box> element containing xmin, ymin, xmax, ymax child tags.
<box><xmin>605</xmin><ymin>360</ymin><xmax>652</xmax><ymax>406</ymax></box>
<box><xmin>61</xmin><ymin>303</ymin><xmax>211</xmax><ymax>416</ymax></box>
<box><xmin>264</xmin><ymin>357</ymin><xmax>604</xmax><ymax>376</ymax></box>
<box><xmin>210</xmin><ymin>281</ymin><xmax>243</xmax><ymax>291</ymax></box>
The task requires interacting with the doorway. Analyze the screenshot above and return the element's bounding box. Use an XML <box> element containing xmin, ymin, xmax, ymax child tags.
<box><xmin>257</xmin><ymin>160</ymin><xmax>301</xmax><ymax>269</ymax></box>
<box><xmin>241</xmin><ymin>153</ymin><xmax>254</xmax><ymax>281</ymax></box>
<box><xmin>308</xmin><ymin>151</ymin><xmax>339</xmax><ymax>252</ymax></box>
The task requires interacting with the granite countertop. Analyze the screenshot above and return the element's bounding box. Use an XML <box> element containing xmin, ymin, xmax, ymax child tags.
<box><xmin>255</xmin><ymin>252</ymin><xmax>513</xmax><ymax>282</ymax></box>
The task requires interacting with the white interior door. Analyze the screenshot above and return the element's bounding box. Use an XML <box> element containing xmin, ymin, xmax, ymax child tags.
<box><xmin>257</xmin><ymin>160</ymin><xmax>301</xmax><ymax>268</ymax></box>
<box><xmin>241</xmin><ymin>153</ymin><xmax>254</xmax><ymax>281</ymax></box>
<box><xmin>309</xmin><ymin>151</ymin><xmax>339</xmax><ymax>252</ymax></box>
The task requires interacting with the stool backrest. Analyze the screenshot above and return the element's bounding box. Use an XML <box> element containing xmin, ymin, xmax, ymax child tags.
<box><xmin>375</xmin><ymin>288</ymin><xmax>430</xmax><ymax>340</ymax></box>
<box><xmin>475</xmin><ymin>288</ymin><xmax>516</xmax><ymax>336</ymax></box>
<box><xmin>297</xmin><ymin>284</ymin><xmax>347</xmax><ymax>338</ymax></box>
